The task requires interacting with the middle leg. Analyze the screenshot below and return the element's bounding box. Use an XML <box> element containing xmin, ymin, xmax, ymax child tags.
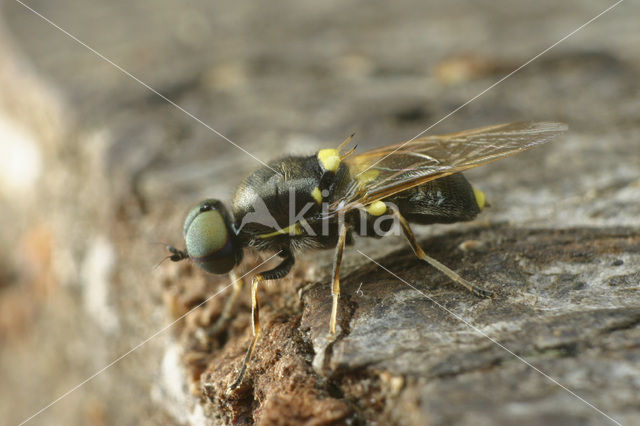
<box><xmin>330</xmin><ymin>222</ymin><xmax>349</xmax><ymax>334</ymax></box>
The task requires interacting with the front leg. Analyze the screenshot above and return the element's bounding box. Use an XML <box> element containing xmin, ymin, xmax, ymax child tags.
<box><xmin>330</xmin><ymin>222</ymin><xmax>349</xmax><ymax>334</ymax></box>
<box><xmin>203</xmin><ymin>270</ymin><xmax>245</xmax><ymax>339</ymax></box>
<box><xmin>229</xmin><ymin>250</ymin><xmax>295</xmax><ymax>390</ymax></box>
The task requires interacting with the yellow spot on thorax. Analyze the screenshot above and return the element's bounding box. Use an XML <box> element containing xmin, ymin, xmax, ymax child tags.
<box><xmin>258</xmin><ymin>223</ymin><xmax>302</xmax><ymax>239</ymax></box>
<box><xmin>317</xmin><ymin>149</ymin><xmax>341</xmax><ymax>172</ymax></box>
<box><xmin>473</xmin><ymin>187</ymin><xmax>486</xmax><ymax>210</ymax></box>
<box><xmin>356</xmin><ymin>169</ymin><xmax>379</xmax><ymax>186</ymax></box>
<box><xmin>311</xmin><ymin>187</ymin><xmax>323</xmax><ymax>204</ymax></box>
<box><xmin>366</xmin><ymin>200</ymin><xmax>387</xmax><ymax>216</ymax></box>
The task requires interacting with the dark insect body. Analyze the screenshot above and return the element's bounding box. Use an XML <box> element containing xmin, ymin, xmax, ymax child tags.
<box><xmin>168</xmin><ymin>121</ymin><xmax>567</xmax><ymax>389</ymax></box>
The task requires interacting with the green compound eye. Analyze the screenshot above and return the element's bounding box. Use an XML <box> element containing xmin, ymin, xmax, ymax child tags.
<box><xmin>183</xmin><ymin>199</ymin><xmax>241</xmax><ymax>274</ymax></box>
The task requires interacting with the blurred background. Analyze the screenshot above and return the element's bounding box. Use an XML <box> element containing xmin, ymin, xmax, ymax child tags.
<box><xmin>0</xmin><ymin>0</ymin><xmax>638</xmax><ymax>425</ymax></box>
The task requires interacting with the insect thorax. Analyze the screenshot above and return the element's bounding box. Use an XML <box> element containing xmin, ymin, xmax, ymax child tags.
<box><xmin>230</xmin><ymin>152</ymin><xmax>349</xmax><ymax>250</ymax></box>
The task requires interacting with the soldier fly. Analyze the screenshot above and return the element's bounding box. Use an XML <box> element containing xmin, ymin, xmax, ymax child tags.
<box><xmin>168</xmin><ymin>121</ymin><xmax>567</xmax><ymax>389</ymax></box>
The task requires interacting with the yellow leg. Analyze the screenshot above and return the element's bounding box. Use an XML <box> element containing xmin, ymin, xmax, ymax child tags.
<box><xmin>390</xmin><ymin>206</ymin><xmax>494</xmax><ymax>298</ymax></box>
<box><xmin>229</xmin><ymin>274</ymin><xmax>263</xmax><ymax>390</ymax></box>
<box><xmin>228</xmin><ymin>251</ymin><xmax>295</xmax><ymax>390</ymax></box>
<box><xmin>330</xmin><ymin>223</ymin><xmax>349</xmax><ymax>334</ymax></box>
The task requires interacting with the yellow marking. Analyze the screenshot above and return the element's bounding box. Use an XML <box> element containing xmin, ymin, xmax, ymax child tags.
<box><xmin>357</xmin><ymin>169</ymin><xmax>379</xmax><ymax>186</ymax></box>
<box><xmin>318</xmin><ymin>149</ymin><xmax>341</xmax><ymax>172</ymax></box>
<box><xmin>311</xmin><ymin>186</ymin><xmax>323</xmax><ymax>204</ymax></box>
<box><xmin>258</xmin><ymin>223</ymin><xmax>302</xmax><ymax>239</ymax></box>
<box><xmin>366</xmin><ymin>200</ymin><xmax>387</xmax><ymax>216</ymax></box>
<box><xmin>473</xmin><ymin>187</ymin><xmax>486</xmax><ymax>210</ymax></box>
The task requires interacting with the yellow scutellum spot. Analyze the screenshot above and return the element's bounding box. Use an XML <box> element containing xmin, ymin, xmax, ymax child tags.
<box><xmin>366</xmin><ymin>200</ymin><xmax>387</xmax><ymax>216</ymax></box>
<box><xmin>473</xmin><ymin>187</ymin><xmax>486</xmax><ymax>210</ymax></box>
<box><xmin>311</xmin><ymin>187</ymin><xmax>323</xmax><ymax>204</ymax></box>
<box><xmin>318</xmin><ymin>149</ymin><xmax>341</xmax><ymax>172</ymax></box>
<box><xmin>258</xmin><ymin>223</ymin><xmax>302</xmax><ymax>239</ymax></box>
<box><xmin>356</xmin><ymin>169</ymin><xmax>379</xmax><ymax>187</ymax></box>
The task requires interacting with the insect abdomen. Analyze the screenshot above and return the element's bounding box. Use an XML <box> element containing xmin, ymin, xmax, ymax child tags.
<box><xmin>389</xmin><ymin>173</ymin><xmax>483</xmax><ymax>225</ymax></box>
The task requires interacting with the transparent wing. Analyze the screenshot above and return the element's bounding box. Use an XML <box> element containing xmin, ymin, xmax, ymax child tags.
<box><xmin>332</xmin><ymin>121</ymin><xmax>567</xmax><ymax>212</ymax></box>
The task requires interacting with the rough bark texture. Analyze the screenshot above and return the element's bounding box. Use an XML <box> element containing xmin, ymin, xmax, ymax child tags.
<box><xmin>0</xmin><ymin>1</ymin><xmax>638</xmax><ymax>425</ymax></box>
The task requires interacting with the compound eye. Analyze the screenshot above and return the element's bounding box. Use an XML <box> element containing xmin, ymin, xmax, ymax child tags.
<box><xmin>183</xmin><ymin>201</ymin><xmax>238</xmax><ymax>274</ymax></box>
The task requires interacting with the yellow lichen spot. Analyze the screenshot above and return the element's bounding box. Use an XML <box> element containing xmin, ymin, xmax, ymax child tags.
<box><xmin>311</xmin><ymin>186</ymin><xmax>323</xmax><ymax>204</ymax></box>
<box><xmin>366</xmin><ymin>200</ymin><xmax>387</xmax><ymax>216</ymax></box>
<box><xmin>317</xmin><ymin>149</ymin><xmax>341</xmax><ymax>172</ymax></box>
<box><xmin>473</xmin><ymin>187</ymin><xmax>486</xmax><ymax>210</ymax></box>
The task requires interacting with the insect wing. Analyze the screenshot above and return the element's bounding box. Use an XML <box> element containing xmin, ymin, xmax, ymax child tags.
<box><xmin>334</xmin><ymin>121</ymin><xmax>567</xmax><ymax>211</ymax></box>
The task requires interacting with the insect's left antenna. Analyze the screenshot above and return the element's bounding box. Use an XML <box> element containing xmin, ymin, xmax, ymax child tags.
<box><xmin>153</xmin><ymin>246</ymin><xmax>188</xmax><ymax>270</ymax></box>
<box><xmin>153</xmin><ymin>255</ymin><xmax>173</xmax><ymax>270</ymax></box>
<box><xmin>167</xmin><ymin>245</ymin><xmax>189</xmax><ymax>262</ymax></box>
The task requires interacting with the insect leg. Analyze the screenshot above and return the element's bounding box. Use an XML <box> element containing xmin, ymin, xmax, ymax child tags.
<box><xmin>389</xmin><ymin>206</ymin><xmax>494</xmax><ymax>298</ymax></box>
<box><xmin>204</xmin><ymin>270</ymin><xmax>245</xmax><ymax>337</ymax></box>
<box><xmin>330</xmin><ymin>222</ymin><xmax>349</xmax><ymax>334</ymax></box>
<box><xmin>229</xmin><ymin>251</ymin><xmax>295</xmax><ymax>390</ymax></box>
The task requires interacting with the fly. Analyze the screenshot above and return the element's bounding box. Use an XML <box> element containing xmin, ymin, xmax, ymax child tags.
<box><xmin>167</xmin><ymin>121</ymin><xmax>567</xmax><ymax>389</ymax></box>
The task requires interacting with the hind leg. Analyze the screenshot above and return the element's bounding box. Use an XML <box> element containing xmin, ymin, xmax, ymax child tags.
<box><xmin>390</xmin><ymin>205</ymin><xmax>494</xmax><ymax>298</ymax></box>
